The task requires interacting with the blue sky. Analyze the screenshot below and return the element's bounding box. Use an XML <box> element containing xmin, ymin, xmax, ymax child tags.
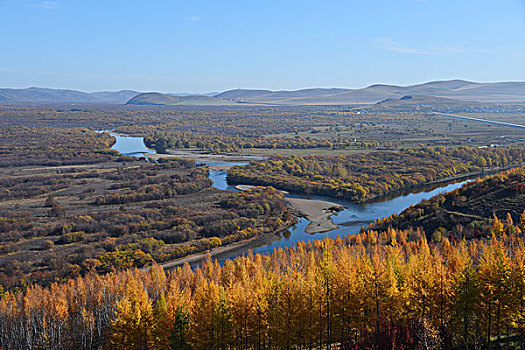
<box><xmin>1</xmin><ymin>0</ymin><xmax>525</xmax><ymax>92</ymax></box>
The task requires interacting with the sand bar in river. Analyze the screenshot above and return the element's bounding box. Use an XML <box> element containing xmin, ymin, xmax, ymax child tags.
<box><xmin>286</xmin><ymin>197</ymin><xmax>345</xmax><ymax>233</ymax></box>
<box><xmin>236</xmin><ymin>185</ymin><xmax>344</xmax><ymax>233</ymax></box>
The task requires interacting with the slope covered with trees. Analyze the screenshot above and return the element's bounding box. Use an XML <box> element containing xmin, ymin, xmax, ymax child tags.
<box><xmin>228</xmin><ymin>147</ymin><xmax>525</xmax><ymax>202</ymax></box>
<box><xmin>370</xmin><ymin>166</ymin><xmax>525</xmax><ymax>242</ymax></box>
<box><xmin>1</xmin><ymin>224</ymin><xmax>525</xmax><ymax>349</ymax></box>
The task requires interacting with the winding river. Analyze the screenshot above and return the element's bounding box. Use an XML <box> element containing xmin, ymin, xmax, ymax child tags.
<box><xmin>105</xmin><ymin>132</ymin><xmax>470</xmax><ymax>256</ymax></box>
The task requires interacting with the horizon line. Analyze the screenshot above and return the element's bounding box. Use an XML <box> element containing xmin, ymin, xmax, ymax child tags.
<box><xmin>2</xmin><ymin>78</ymin><xmax>525</xmax><ymax>94</ymax></box>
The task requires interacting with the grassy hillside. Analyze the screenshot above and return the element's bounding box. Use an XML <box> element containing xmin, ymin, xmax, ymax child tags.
<box><xmin>2</xmin><ymin>80</ymin><xmax>525</xmax><ymax>105</ymax></box>
<box><xmin>370</xmin><ymin>94</ymin><xmax>482</xmax><ymax>111</ymax></box>
<box><xmin>0</xmin><ymin>87</ymin><xmax>139</xmax><ymax>104</ymax></box>
<box><xmin>213</xmin><ymin>80</ymin><xmax>525</xmax><ymax>105</ymax></box>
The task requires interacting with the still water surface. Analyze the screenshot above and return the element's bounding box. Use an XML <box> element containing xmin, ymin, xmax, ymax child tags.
<box><xmin>99</xmin><ymin>130</ymin><xmax>157</xmax><ymax>157</ymax></box>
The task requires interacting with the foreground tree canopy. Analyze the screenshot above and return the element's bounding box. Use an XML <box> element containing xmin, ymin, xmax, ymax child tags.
<box><xmin>1</xmin><ymin>221</ymin><xmax>525</xmax><ymax>349</ymax></box>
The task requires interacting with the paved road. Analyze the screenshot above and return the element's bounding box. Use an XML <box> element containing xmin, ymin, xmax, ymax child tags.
<box><xmin>433</xmin><ymin>112</ymin><xmax>525</xmax><ymax>130</ymax></box>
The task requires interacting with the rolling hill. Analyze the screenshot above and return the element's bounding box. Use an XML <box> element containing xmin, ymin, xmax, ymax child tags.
<box><xmin>214</xmin><ymin>89</ymin><xmax>274</xmax><ymax>100</ymax></box>
<box><xmin>214</xmin><ymin>88</ymin><xmax>352</xmax><ymax>103</ymax></box>
<box><xmin>125</xmin><ymin>92</ymin><xmax>237</xmax><ymax>106</ymax></box>
<box><xmin>369</xmin><ymin>94</ymin><xmax>482</xmax><ymax>111</ymax></box>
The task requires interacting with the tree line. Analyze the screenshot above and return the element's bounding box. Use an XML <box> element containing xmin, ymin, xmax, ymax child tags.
<box><xmin>144</xmin><ymin>132</ymin><xmax>394</xmax><ymax>154</ymax></box>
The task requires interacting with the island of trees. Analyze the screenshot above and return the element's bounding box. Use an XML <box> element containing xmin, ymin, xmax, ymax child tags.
<box><xmin>227</xmin><ymin>146</ymin><xmax>525</xmax><ymax>202</ymax></box>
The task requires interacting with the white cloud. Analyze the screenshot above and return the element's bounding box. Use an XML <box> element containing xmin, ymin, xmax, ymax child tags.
<box><xmin>38</xmin><ymin>1</ymin><xmax>59</xmax><ymax>9</ymax></box>
<box><xmin>373</xmin><ymin>37</ymin><xmax>463</xmax><ymax>56</ymax></box>
<box><xmin>189</xmin><ymin>16</ymin><xmax>202</xmax><ymax>21</ymax></box>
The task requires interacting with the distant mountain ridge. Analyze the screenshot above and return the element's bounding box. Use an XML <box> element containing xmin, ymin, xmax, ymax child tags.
<box><xmin>2</xmin><ymin>80</ymin><xmax>525</xmax><ymax>105</ymax></box>
<box><xmin>215</xmin><ymin>80</ymin><xmax>525</xmax><ymax>105</ymax></box>
<box><xmin>0</xmin><ymin>87</ymin><xmax>140</xmax><ymax>104</ymax></box>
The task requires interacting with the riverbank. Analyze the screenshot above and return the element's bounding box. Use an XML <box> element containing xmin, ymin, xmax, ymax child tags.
<box><xmin>363</xmin><ymin>163</ymin><xmax>525</xmax><ymax>204</ymax></box>
<box><xmin>154</xmin><ymin>197</ymin><xmax>344</xmax><ymax>270</ymax></box>
<box><xmin>150</xmin><ymin>195</ymin><xmax>346</xmax><ymax>270</ymax></box>
<box><xmin>235</xmin><ymin>184</ymin><xmax>289</xmax><ymax>194</ymax></box>
<box><xmin>106</xmin><ymin>132</ymin><xmax>504</xmax><ymax>270</ymax></box>
<box><xmin>145</xmin><ymin>149</ymin><xmax>263</xmax><ymax>165</ymax></box>
<box><xmin>155</xmin><ymin>221</ymin><xmax>294</xmax><ymax>270</ymax></box>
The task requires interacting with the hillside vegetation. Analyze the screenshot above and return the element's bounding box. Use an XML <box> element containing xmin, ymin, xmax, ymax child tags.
<box><xmin>227</xmin><ymin>147</ymin><xmax>525</xmax><ymax>202</ymax></box>
<box><xmin>3</xmin><ymin>105</ymin><xmax>525</xmax><ymax>349</ymax></box>
<box><xmin>370</xmin><ymin>166</ymin><xmax>525</xmax><ymax>241</ymax></box>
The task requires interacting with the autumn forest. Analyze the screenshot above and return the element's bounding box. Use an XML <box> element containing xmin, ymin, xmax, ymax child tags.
<box><xmin>5</xmin><ymin>0</ymin><xmax>525</xmax><ymax>347</ymax></box>
<box><xmin>2</xmin><ymin>104</ymin><xmax>525</xmax><ymax>349</ymax></box>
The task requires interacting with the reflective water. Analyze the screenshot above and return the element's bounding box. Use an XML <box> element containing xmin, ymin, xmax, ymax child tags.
<box><xmin>203</xmin><ymin>162</ymin><xmax>249</xmax><ymax>191</ymax></box>
<box><xmin>251</xmin><ymin>180</ymin><xmax>469</xmax><ymax>255</ymax></box>
<box><xmin>100</xmin><ymin>131</ymin><xmax>157</xmax><ymax>157</ymax></box>
<box><xmin>202</xmin><ymin>162</ymin><xmax>470</xmax><ymax>257</ymax></box>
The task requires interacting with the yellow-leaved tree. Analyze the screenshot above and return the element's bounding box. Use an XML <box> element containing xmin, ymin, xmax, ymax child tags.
<box><xmin>108</xmin><ymin>277</ymin><xmax>155</xmax><ymax>350</ymax></box>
